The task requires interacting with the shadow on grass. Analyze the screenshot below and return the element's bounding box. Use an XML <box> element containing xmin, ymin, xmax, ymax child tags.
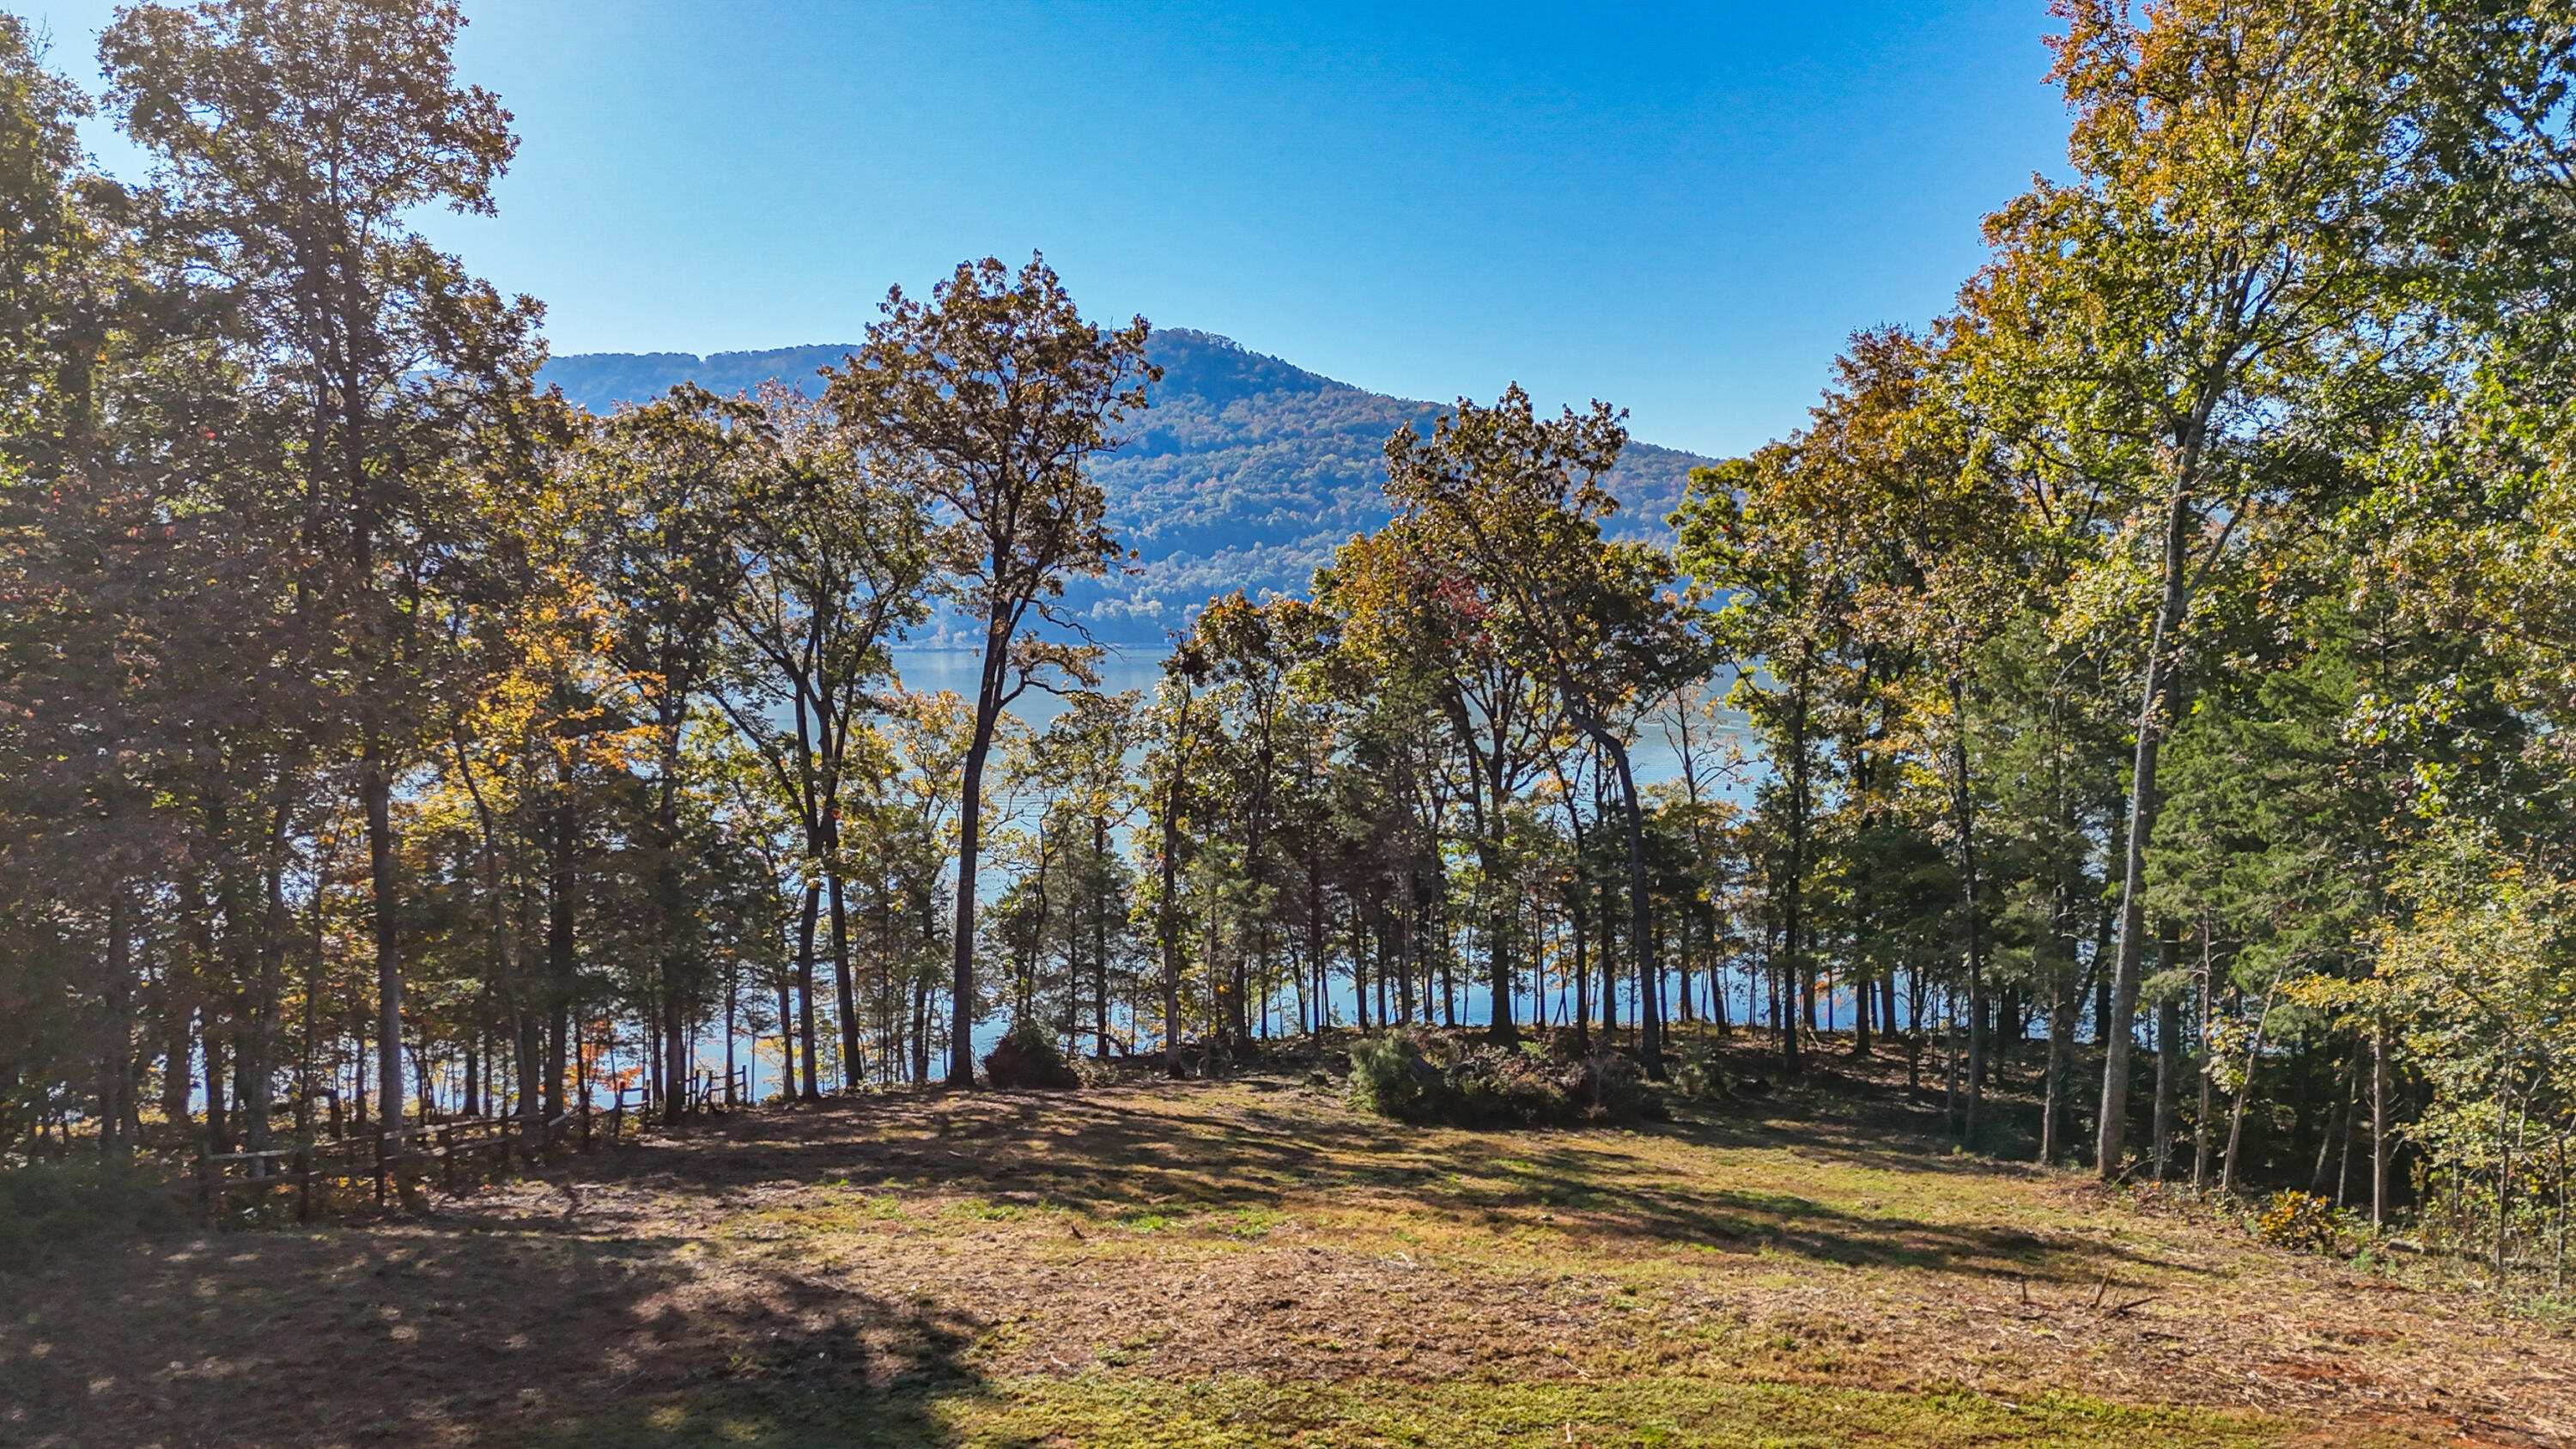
<box><xmin>0</xmin><ymin>1217</ymin><xmax>993</xmax><ymax>1448</ymax></box>
<box><xmin>529</xmin><ymin>1048</ymin><xmax>2191</xmax><ymax>1288</ymax></box>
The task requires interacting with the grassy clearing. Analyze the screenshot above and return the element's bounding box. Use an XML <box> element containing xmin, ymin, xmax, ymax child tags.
<box><xmin>526</xmin><ymin>1374</ymin><xmax>2310</xmax><ymax>1448</ymax></box>
<box><xmin>0</xmin><ymin>1038</ymin><xmax>2566</xmax><ymax>1447</ymax></box>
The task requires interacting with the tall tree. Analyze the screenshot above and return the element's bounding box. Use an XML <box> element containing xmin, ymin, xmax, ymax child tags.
<box><xmin>1386</xmin><ymin>385</ymin><xmax>1701</xmax><ymax>1075</ymax></box>
<box><xmin>101</xmin><ymin>0</ymin><xmax>529</xmax><ymax>1132</ymax></box>
<box><xmin>1977</xmin><ymin>0</ymin><xmax>2408</xmax><ymax>1176</ymax></box>
<box><xmin>718</xmin><ymin>391</ymin><xmax>930</xmax><ymax>1094</ymax></box>
<box><xmin>582</xmin><ymin>386</ymin><xmax>762</xmax><ymax>1121</ymax></box>
<box><xmin>826</xmin><ymin>254</ymin><xmax>1153</xmax><ymax>1087</ymax></box>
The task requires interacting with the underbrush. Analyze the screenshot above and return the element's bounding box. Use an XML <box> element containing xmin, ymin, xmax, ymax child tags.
<box><xmin>0</xmin><ymin>1158</ymin><xmax>188</xmax><ymax>1260</ymax></box>
<box><xmin>982</xmin><ymin>1018</ymin><xmax>1082</xmax><ymax>1089</ymax></box>
<box><xmin>1346</xmin><ymin>1027</ymin><xmax>1662</xmax><ymax>1127</ymax></box>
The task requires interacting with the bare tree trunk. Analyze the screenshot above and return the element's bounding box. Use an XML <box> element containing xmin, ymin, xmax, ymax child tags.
<box><xmin>2221</xmin><ymin>986</ymin><xmax>2277</xmax><ymax>1196</ymax></box>
<box><xmin>830</xmin><ymin>872</ymin><xmax>858</xmax><ymax>1091</ymax></box>
<box><xmin>246</xmin><ymin>798</ymin><xmax>292</xmax><ymax>1160</ymax></box>
<box><xmin>2372</xmin><ymin>1020</ymin><xmax>2390</xmax><ymax>1227</ymax></box>
<box><xmin>2154</xmin><ymin>987</ymin><xmax>2183</xmax><ymax>1182</ymax></box>
<box><xmin>794</xmin><ymin>883</ymin><xmax>822</xmax><ymax>1100</ymax></box>
<box><xmin>2099</xmin><ymin>486</ymin><xmax>2194</xmax><ymax>1179</ymax></box>
<box><xmin>1097</xmin><ymin>814</ymin><xmax>1115</xmax><ymax>1056</ymax></box>
<box><xmin>775</xmin><ymin>980</ymin><xmax>797</xmax><ymax>1099</ymax></box>
<box><xmin>1585</xmin><ymin>721</ymin><xmax>1662</xmax><ymax>1080</ymax></box>
<box><xmin>2151</xmin><ymin>922</ymin><xmax>2181</xmax><ymax>1180</ymax></box>
<box><xmin>367</xmin><ymin>744</ymin><xmax>403</xmax><ymax>1135</ymax></box>
<box><xmin>1157</xmin><ymin>696</ymin><xmax>1190</xmax><ymax>1076</ymax></box>
<box><xmin>100</xmin><ymin>887</ymin><xmax>133</xmax><ymax>1166</ymax></box>
<box><xmin>1951</xmin><ymin>678</ymin><xmax>1984</xmax><ymax>1145</ymax></box>
<box><xmin>949</xmin><ymin>608</ymin><xmax>1015</xmax><ymax>1089</ymax></box>
<box><xmin>2042</xmin><ymin>965</ymin><xmax>2075</xmax><ymax>1165</ymax></box>
<box><xmin>546</xmin><ymin>785</ymin><xmax>577</xmax><ymax>1119</ymax></box>
<box><xmin>2312</xmin><ymin>1047</ymin><xmax>2361</xmax><ymax>1196</ymax></box>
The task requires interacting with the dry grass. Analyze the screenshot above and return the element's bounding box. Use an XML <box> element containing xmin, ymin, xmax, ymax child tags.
<box><xmin>3</xmin><ymin>1037</ymin><xmax>2568</xmax><ymax>1446</ymax></box>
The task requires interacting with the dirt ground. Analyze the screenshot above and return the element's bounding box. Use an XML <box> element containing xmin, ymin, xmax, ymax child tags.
<box><xmin>3</xmin><ymin>1040</ymin><xmax>2570</xmax><ymax>1447</ymax></box>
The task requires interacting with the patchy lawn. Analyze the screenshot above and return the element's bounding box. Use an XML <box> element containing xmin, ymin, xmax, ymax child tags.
<box><xmin>3</xmin><ymin>1039</ymin><xmax>2567</xmax><ymax>1447</ymax></box>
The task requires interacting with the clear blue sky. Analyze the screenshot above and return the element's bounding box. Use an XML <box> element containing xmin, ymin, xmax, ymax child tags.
<box><xmin>22</xmin><ymin>1</ymin><xmax>2069</xmax><ymax>457</ymax></box>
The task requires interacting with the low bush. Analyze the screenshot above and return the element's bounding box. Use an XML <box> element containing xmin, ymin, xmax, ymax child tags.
<box><xmin>1670</xmin><ymin>1044</ymin><xmax>1726</xmax><ymax>1100</ymax></box>
<box><xmin>0</xmin><ymin>1160</ymin><xmax>188</xmax><ymax>1261</ymax></box>
<box><xmin>1346</xmin><ymin>1029</ymin><xmax>1662</xmax><ymax>1128</ymax></box>
<box><xmin>2254</xmin><ymin>1189</ymin><xmax>2342</xmax><ymax>1253</ymax></box>
<box><xmin>1346</xmin><ymin>1032</ymin><xmax>1438</xmax><ymax>1118</ymax></box>
<box><xmin>982</xmin><ymin>1019</ymin><xmax>1082</xmax><ymax>1090</ymax></box>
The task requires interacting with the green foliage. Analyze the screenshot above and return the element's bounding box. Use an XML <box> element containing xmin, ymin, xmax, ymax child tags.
<box><xmin>1346</xmin><ymin>1029</ymin><xmax>1660</xmax><ymax>1129</ymax></box>
<box><xmin>0</xmin><ymin>1161</ymin><xmax>185</xmax><ymax>1261</ymax></box>
<box><xmin>981</xmin><ymin>1018</ymin><xmax>1081</xmax><ymax>1091</ymax></box>
<box><xmin>18</xmin><ymin>0</ymin><xmax>2576</xmax><ymax>1318</ymax></box>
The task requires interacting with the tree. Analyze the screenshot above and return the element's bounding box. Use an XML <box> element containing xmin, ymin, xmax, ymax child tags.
<box><xmin>581</xmin><ymin>387</ymin><xmax>763</xmax><ymax>1120</ymax></box>
<box><xmin>101</xmin><ymin>0</ymin><xmax>531</xmax><ymax>1133</ymax></box>
<box><xmin>1977</xmin><ymin>0</ymin><xmax>2410</xmax><ymax>1176</ymax></box>
<box><xmin>1386</xmin><ymin>385</ymin><xmax>1702</xmax><ymax>1075</ymax></box>
<box><xmin>1678</xmin><ymin>449</ymin><xmax>1856</xmax><ymax>1075</ymax></box>
<box><xmin>1140</xmin><ymin>648</ymin><xmax>1209</xmax><ymax>1075</ymax></box>
<box><xmin>718</xmin><ymin>390</ymin><xmax>931</xmax><ymax>1094</ymax></box>
<box><xmin>826</xmin><ymin>253</ymin><xmax>1154</xmax><ymax>1087</ymax></box>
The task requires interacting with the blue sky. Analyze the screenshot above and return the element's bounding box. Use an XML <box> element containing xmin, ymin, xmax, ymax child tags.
<box><xmin>22</xmin><ymin>1</ymin><xmax>2068</xmax><ymax>457</ymax></box>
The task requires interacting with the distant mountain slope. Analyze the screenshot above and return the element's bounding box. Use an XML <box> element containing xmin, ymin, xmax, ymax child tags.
<box><xmin>539</xmin><ymin>330</ymin><xmax>1716</xmax><ymax>645</ymax></box>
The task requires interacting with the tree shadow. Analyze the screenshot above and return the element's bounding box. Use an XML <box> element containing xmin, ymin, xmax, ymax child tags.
<box><xmin>0</xmin><ymin>1218</ymin><xmax>997</xmax><ymax>1447</ymax></box>
<box><xmin>535</xmin><ymin>1069</ymin><xmax>2199</xmax><ymax>1288</ymax></box>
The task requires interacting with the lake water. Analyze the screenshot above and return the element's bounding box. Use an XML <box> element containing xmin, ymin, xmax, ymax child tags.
<box><xmin>884</xmin><ymin>646</ymin><xmax>1754</xmax><ymax>794</ymax></box>
<box><xmin>673</xmin><ymin>644</ymin><xmax>1766</xmax><ymax>1100</ymax></box>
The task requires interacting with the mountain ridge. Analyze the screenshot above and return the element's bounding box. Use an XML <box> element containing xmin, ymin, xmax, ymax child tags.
<box><xmin>539</xmin><ymin>330</ymin><xmax>1716</xmax><ymax>645</ymax></box>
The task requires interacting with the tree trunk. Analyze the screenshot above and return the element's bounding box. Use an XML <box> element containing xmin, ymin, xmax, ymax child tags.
<box><xmin>2098</xmin><ymin>485</ymin><xmax>2195</xmax><ymax>1178</ymax></box>
<box><xmin>1157</xmin><ymin>688</ymin><xmax>1191</xmax><ymax>1076</ymax></box>
<box><xmin>775</xmin><ymin>979</ymin><xmax>798</xmax><ymax>1099</ymax></box>
<box><xmin>830</xmin><ymin>871</ymin><xmax>858</xmax><ymax>1090</ymax></box>
<box><xmin>1951</xmin><ymin>678</ymin><xmax>1984</xmax><ymax>1145</ymax></box>
<box><xmin>366</xmin><ymin>741</ymin><xmax>404</xmax><ymax>1135</ymax></box>
<box><xmin>99</xmin><ymin>887</ymin><xmax>133</xmax><ymax>1166</ymax></box>
<box><xmin>1097</xmin><ymin>814</ymin><xmax>1115</xmax><ymax>1056</ymax></box>
<box><xmin>246</xmin><ymin>799</ymin><xmax>292</xmax><ymax>1159</ymax></box>
<box><xmin>2221</xmin><ymin>986</ymin><xmax>2276</xmax><ymax>1196</ymax></box>
<box><xmin>2312</xmin><ymin>1046</ymin><xmax>2361</xmax><ymax>1196</ymax></box>
<box><xmin>546</xmin><ymin>786</ymin><xmax>577</xmax><ymax>1118</ymax></box>
<box><xmin>1782</xmin><ymin>654</ymin><xmax>1812</xmax><ymax>1075</ymax></box>
<box><xmin>950</xmin><ymin>609</ymin><xmax>1012</xmax><ymax>1088</ymax></box>
<box><xmin>1480</xmin><ymin>834</ymin><xmax>1516</xmax><ymax>1044</ymax></box>
<box><xmin>794</xmin><ymin>883</ymin><xmax>823</xmax><ymax>1100</ymax></box>
<box><xmin>2042</xmin><ymin>962</ymin><xmax>2075</xmax><ymax>1164</ymax></box>
<box><xmin>2372</xmin><ymin>1020</ymin><xmax>2390</xmax><ymax>1227</ymax></box>
<box><xmin>1588</xmin><ymin>722</ymin><xmax>1662</xmax><ymax>1080</ymax></box>
<box><xmin>2154</xmin><ymin>977</ymin><xmax>2183</xmax><ymax>1182</ymax></box>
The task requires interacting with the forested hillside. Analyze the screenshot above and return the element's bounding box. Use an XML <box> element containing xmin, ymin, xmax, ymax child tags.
<box><xmin>542</xmin><ymin>331</ymin><xmax>1715</xmax><ymax>642</ymax></box>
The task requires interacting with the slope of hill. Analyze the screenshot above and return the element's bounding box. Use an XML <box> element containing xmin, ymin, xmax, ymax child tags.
<box><xmin>540</xmin><ymin>331</ymin><xmax>1718</xmax><ymax>646</ymax></box>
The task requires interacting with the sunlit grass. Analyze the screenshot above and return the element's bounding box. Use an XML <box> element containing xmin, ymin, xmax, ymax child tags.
<box><xmin>532</xmin><ymin>1373</ymin><xmax>2339</xmax><ymax>1449</ymax></box>
<box><xmin>6</xmin><ymin>1041</ymin><xmax>2547</xmax><ymax>1447</ymax></box>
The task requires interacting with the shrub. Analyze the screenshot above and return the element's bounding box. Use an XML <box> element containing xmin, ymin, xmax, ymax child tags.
<box><xmin>1346</xmin><ymin>1032</ymin><xmax>1441</xmax><ymax>1119</ymax></box>
<box><xmin>982</xmin><ymin>1019</ymin><xmax>1082</xmax><ymax>1090</ymax></box>
<box><xmin>1346</xmin><ymin>1029</ymin><xmax>1662</xmax><ymax>1128</ymax></box>
<box><xmin>1668</xmin><ymin>1044</ymin><xmax>1733</xmax><ymax>1100</ymax></box>
<box><xmin>0</xmin><ymin>1160</ymin><xmax>188</xmax><ymax>1261</ymax></box>
<box><xmin>2255</xmin><ymin>1190</ymin><xmax>2340</xmax><ymax>1253</ymax></box>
